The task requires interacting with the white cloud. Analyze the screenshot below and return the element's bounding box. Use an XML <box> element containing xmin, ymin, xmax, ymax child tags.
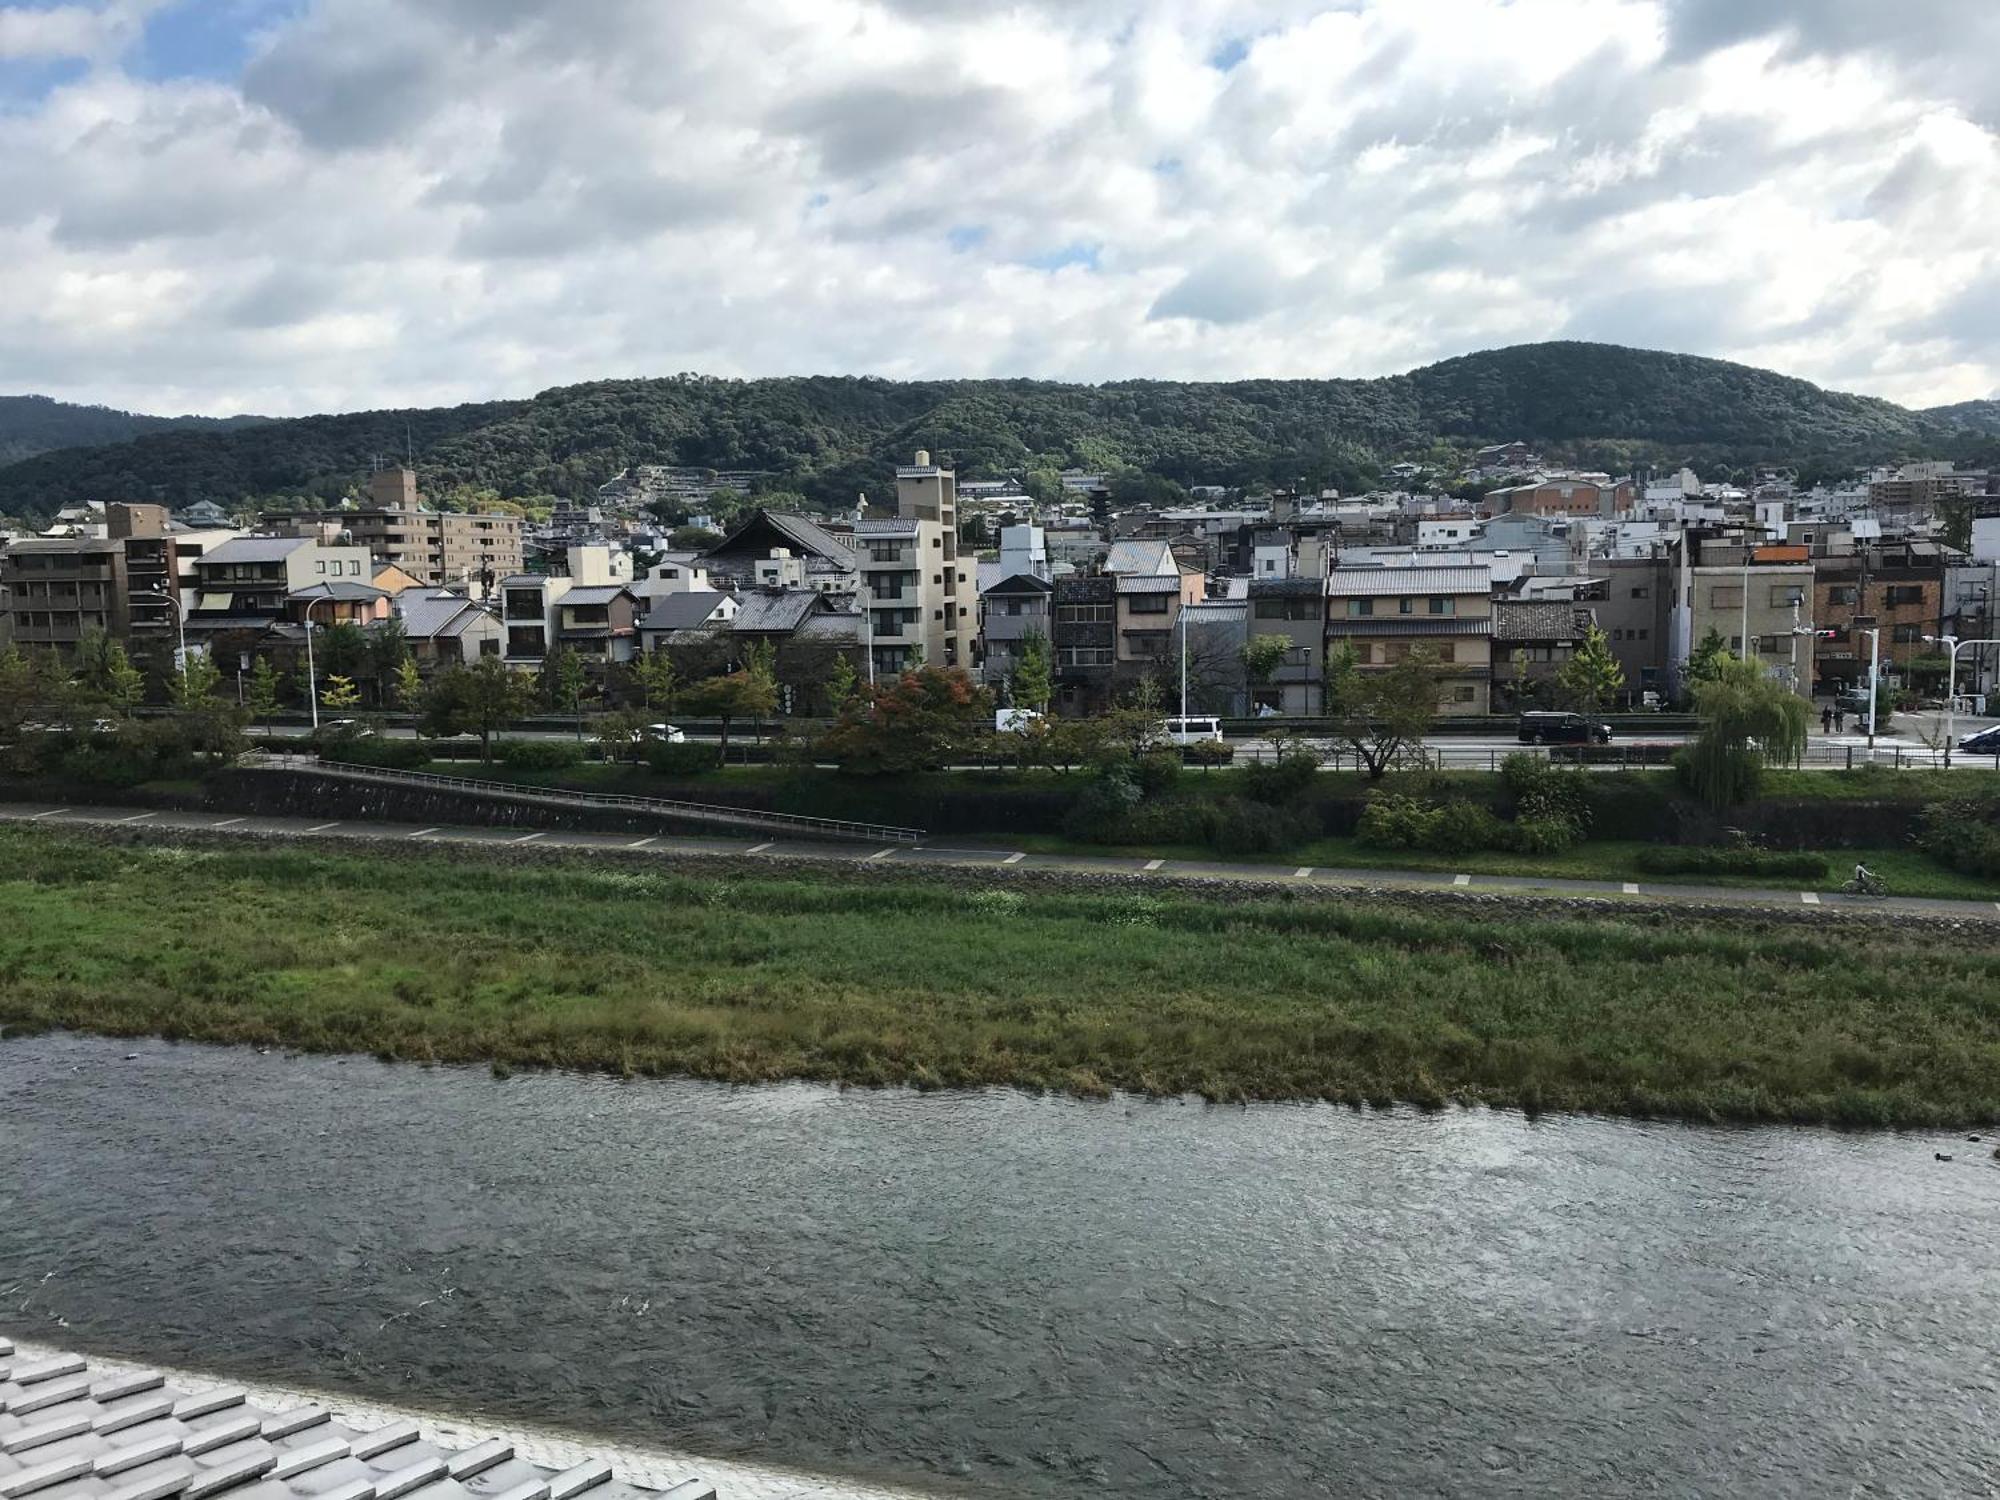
<box><xmin>0</xmin><ymin>0</ymin><xmax>1996</xmax><ymax>416</ymax></box>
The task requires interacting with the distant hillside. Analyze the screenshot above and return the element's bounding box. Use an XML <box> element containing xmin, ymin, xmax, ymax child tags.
<box><xmin>1923</xmin><ymin>397</ymin><xmax>2000</xmax><ymax>438</ymax></box>
<box><xmin>0</xmin><ymin>343</ymin><xmax>1990</xmax><ymax>521</ymax></box>
<box><xmin>0</xmin><ymin>394</ymin><xmax>268</xmax><ymax>466</ymax></box>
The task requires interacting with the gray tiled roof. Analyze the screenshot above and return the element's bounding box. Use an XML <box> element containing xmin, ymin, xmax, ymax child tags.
<box><xmin>1323</xmin><ymin>566</ymin><xmax>1491</xmax><ymax>596</ymax></box>
<box><xmin>1492</xmin><ymin>600</ymin><xmax>1591</xmax><ymax>640</ymax></box>
<box><xmin>641</xmin><ymin>591</ymin><xmax>730</xmax><ymax>632</ymax></box>
<box><xmin>730</xmin><ymin>590</ymin><xmax>827</xmax><ymax>634</ymax></box>
<box><xmin>288</xmin><ymin>583</ymin><xmax>387</xmax><ymax>603</ymax></box>
<box><xmin>851</xmin><ymin>518</ymin><xmax>918</xmax><ymax>536</ymax></box>
<box><xmin>1114</xmin><ymin>575</ymin><xmax>1181</xmax><ymax>594</ymax></box>
<box><xmin>1323</xmin><ymin>616</ymin><xmax>1494</xmax><ymax>637</ymax></box>
<box><xmin>203</xmin><ymin>538</ymin><xmax>313</xmax><ymax>564</ymax></box>
<box><xmin>0</xmin><ymin>1338</ymin><xmax>713</xmax><ymax>1500</ymax></box>
<box><xmin>396</xmin><ymin>592</ymin><xmax>493</xmax><ymax>639</ymax></box>
<box><xmin>556</xmin><ymin>586</ymin><xmax>629</xmax><ymax>607</ymax></box>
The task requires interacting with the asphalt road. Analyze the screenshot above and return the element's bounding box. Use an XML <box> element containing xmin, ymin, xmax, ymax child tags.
<box><xmin>6</xmin><ymin>801</ymin><xmax>1996</xmax><ymax>919</ymax></box>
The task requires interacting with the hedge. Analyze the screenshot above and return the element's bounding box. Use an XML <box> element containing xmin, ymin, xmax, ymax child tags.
<box><xmin>1632</xmin><ymin>847</ymin><xmax>1830</xmax><ymax>880</ymax></box>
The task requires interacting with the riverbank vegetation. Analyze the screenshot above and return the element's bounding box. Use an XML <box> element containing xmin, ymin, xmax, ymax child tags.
<box><xmin>2</xmin><ymin>827</ymin><xmax>1997</xmax><ymax>1126</ymax></box>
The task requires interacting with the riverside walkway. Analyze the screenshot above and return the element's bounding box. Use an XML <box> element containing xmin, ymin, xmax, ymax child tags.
<box><xmin>5</xmin><ymin>801</ymin><xmax>1996</xmax><ymax>920</ymax></box>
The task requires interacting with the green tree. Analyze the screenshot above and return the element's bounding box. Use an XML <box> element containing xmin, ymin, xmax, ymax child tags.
<box><xmin>1011</xmin><ymin>630</ymin><xmax>1053</xmax><ymax>715</ymax></box>
<box><xmin>539</xmin><ymin>644</ymin><xmax>590</xmax><ymax>715</ymax></box>
<box><xmin>1326</xmin><ymin>643</ymin><xmax>1444</xmax><ymax>779</ymax></box>
<box><xmin>1241</xmin><ymin>635</ymin><xmax>1289</xmax><ymax>692</ymax></box>
<box><xmin>1556</xmin><ymin>624</ymin><xmax>1625</xmax><ymax>710</ymax></box>
<box><xmin>0</xmin><ymin>644</ymin><xmax>36</xmax><ymax>734</ymax></box>
<box><xmin>677</xmin><ymin>669</ymin><xmax>778</xmax><ymax>761</ymax></box>
<box><xmin>171</xmin><ymin>652</ymin><xmax>223</xmax><ymax>710</ymax></box>
<box><xmin>592</xmin><ymin>706</ymin><xmax>652</xmax><ymax>764</ymax></box>
<box><xmin>393</xmin><ymin>657</ymin><xmax>423</xmax><ymax>711</ymax></box>
<box><xmin>1683</xmin><ymin>628</ymin><xmax>1731</xmax><ymax>693</ymax></box>
<box><xmin>669</xmin><ymin>526</ymin><xmax>723</xmax><ymax>551</ymax></box>
<box><xmin>825</xmin><ymin>653</ymin><xmax>860</xmax><ymax>714</ymax></box>
<box><xmin>367</xmin><ymin>618</ymin><xmax>411</xmax><ymax>705</ymax></box>
<box><xmin>316</xmin><ymin>621</ymin><xmax>370</xmax><ymax>681</ymax></box>
<box><xmin>76</xmin><ymin>631</ymin><xmax>144</xmax><ymax>716</ymax></box>
<box><xmin>245</xmin><ymin>657</ymin><xmax>281</xmax><ymax>731</ymax></box>
<box><xmin>818</xmin><ymin>666</ymin><xmax>991</xmax><ymax>773</ymax></box>
<box><xmin>1681</xmin><ymin>655</ymin><xmax>1810</xmax><ymax>808</ymax></box>
<box><xmin>320</xmin><ymin>674</ymin><xmax>361</xmax><ymax>711</ymax></box>
<box><xmin>420</xmin><ymin>658</ymin><xmax>534</xmax><ymax>760</ymax></box>
<box><xmin>635</xmin><ymin>651</ymin><xmax>679</xmax><ymax>711</ymax></box>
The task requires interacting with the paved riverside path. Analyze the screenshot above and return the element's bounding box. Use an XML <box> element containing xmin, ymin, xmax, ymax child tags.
<box><xmin>5</xmin><ymin>800</ymin><xmax>1998</xmax><ymax>919</ymax></box>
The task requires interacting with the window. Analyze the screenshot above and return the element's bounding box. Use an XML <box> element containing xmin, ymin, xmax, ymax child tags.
<box><xmin>1757</xmin><ymin>634</ymin><xmax>1786</xmax><ymax>656</ymax></box>
<box><xmin>1629</xmin><ymin>586</ymin><xmax>1649</xmax><ymax>599</ymax></box>
<box><xmin>1611</xmin><ymin>627</ymin><xmax>1625</xmax><ymax>641</ymax></box>
<box><xmin>1347</xmin><ymin>599</ymin><xmax>1375</xmax><ymax>617</ymax></box>
<box><xmin>1886</xmin><ymin>585</ymin><xmax>1924</xmax><ymax>607</ymax></box>
<box><xmin>1452</xmin><ymin>685</ymin><xmax>1476</xmax><ymax>703</ymax></box>
<box><xmin>1126</xmin><ymin>594</ymin><xmax>1170</xmax><ymax>614</ymax></box>
<box><xmin>1427</xmin><ymin>597</ymin><xmax>1453</xmax><ymax>616</ymax></box>
<box><xmin>315</xmin><ymin>561</ymin><xmax>326</xmax><ymax>574</ymax></box>
<box><xmin>1893</xmin><ymin>623</ymin><xmax>1924</xmax><ymax>644</ymax></box>
<box><xmin>1827</xmin><ymin>585</ymin><xmax>1857</xmax><ymax>605</ymax></box>
<box><xmin>1398</xmin><ymin>598</ymin><xmax>1414</xmax><ymax>614</ymax></box>
<box><xmin>1636</xmin><ymin>628</ymin><xmax>1648</xmax><ymax>641</ymax></box>
<box><xmin>933</xmin><ymin>608</ymin><xmax>944</xmax><ymax>621</ymax></box>
<box><xmin>1710</xmin><ymin>586</ymin><xmax>1743</xmax><ymax>609</ymax></box>
<box><xmin>1057</xmin><ymin>646</ymin><xmax>1113</xmax><ymax>667</ymax></box>
<box><xmin>1768</xmin><ymin>585</ymin><xmax>1804</xmax><ymax>608</ymax></box>
<box><xmin>1056</xmin><ymin>603</ymin><xmax>1113</xmax><ymax>624</ymax></box>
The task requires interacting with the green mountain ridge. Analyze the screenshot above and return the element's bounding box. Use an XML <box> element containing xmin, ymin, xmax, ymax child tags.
<box><xmin>0</xmin><ymin>342</ymin><xmax>1993</xmax><ymax>522</ymax></box>
<box><xmin>0</xmin><ymin>394</ymin><xmax>269</xmax><ymax>468</ymax></box>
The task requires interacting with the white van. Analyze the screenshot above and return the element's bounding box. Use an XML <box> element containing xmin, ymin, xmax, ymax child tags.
<box><xmin>1162</xmin><ymin>715</ymin><xmax>1223</xmax><ymax>744</ymax></box>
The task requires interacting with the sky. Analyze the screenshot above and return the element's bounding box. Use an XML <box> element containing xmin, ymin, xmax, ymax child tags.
<box><xmin>2</xmin><ymin>0</ymin><xmax>1999</xmax><ymax>418</ymax></box>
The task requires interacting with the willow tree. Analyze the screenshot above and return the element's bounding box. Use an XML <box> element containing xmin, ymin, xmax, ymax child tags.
<box><xmin>1683</xmin><ymin>656</ymin><xmax>1809</xmax><ymax>808</ymax></box>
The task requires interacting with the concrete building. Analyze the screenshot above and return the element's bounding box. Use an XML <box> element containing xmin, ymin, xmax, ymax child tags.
<box><xmin>1491</xmin><ymin>600</ymin><xmax>1597</xmax><ymax>709</ymax></box>
<box><xmin>884</xmin><ymin>451</ymin><xmax>971</xmax><ymax>670</ymax></box>
<box><xmin>978</xmin><ymin>571</ymin><xmax>1054</xmax><ymax>689</ymax></box>
<box><xmin>1584</xmin><ymin>557</ymin><xmax>1672</xmax><ymax>704</ymax></box>
<box><xmin>1051</xmin><ymin>573</ymin><xmax>1117</xmax><ymax>714</ymax></box>
<box><xmin>293</xmin><ymin>468</ymin><xmax>524</xmax><ymax>588</ymax></box>
<box><xmin>1671</xmin><ymin>536</ymin><xmax>1815</xmax><ymax>694</ymax></box>
<box><xmin>1813</xmin><ymin>541</ymin><xmax>1948</xmax><ymax>692</ymax></box>
<box><xmin>0</xmin><ymin>538</ymin><xmax>129</xmax><ymax>652</ymax></box>
<box><xmin>1246</xmin><ymin>576</ymin><xmax>1326</xmax><ymax>713</ymax></box>
<box><xmin>1484</xmin><ymin>479</ymin><xmax>1637</xmax><ymax>519</ymax></box>
<box><xmin>1324</xmin><ymin>565</ymin><xmax>1494</xmax><ymax>714</ymax></box>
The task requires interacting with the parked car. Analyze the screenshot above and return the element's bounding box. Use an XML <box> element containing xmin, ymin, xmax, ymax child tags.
<box><xmin>1959</xmin><ymin>724</ymin><xmax>2000</xmax><ymax>755</ymax></box>
<box><xmin>645</xmin><ymin>723</ymin><xmax>687</xmax><ymax>743</ymax></box>
<box><xmin>1163</xmin><ymin>715</ymin><xmax>1224</xmax><ymax>744</ymax></box>
<box><xmin>1517</xmin><ymin>711</ymin><xmax>1611</xmax><ymax>745</ymax></box>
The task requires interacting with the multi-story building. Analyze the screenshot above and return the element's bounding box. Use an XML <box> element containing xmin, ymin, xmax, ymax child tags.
<box><xmin>1180</xmin><ymin>597</ymin><xmax>1250</xmax><ymax>715</ymax></box>
<box><xmin>187</xmin><ymin>535</ymin><xmax>376</xmax><ymax>642</ymax></box>
<box><xmin>292</xmin><ymin>468</ymin><xmax>524</xmax><ymax>588</ymax></box>
<box><xmin>699</xmin><ymin>510</ymin><xmax>858</xmax><ymax>595</ymax></box>
<box><xmin>1491</xmin><ymin>600</ymin><xmax>1598</xmax><ymax>709</ymax></box>
<box><xmin>0</xmin><ymin>538</ymin><xmax>129</xmax><ymax>652</ymax></box>
<box><xmin>1585</xmin><ymin>557</ymin><xmax>1672</xmax><ymax>704</ymax></box>
<box><xmin>1051</xmin><ymin>573</ymin><xmax>1117</xmax><ymax>714</ymax></box>
<box><xmin>1323</xmin><ymin>565</ymin><xmax>1494</xmax><ymax>714</ymax></box>
<box><xmin>499</xmin><ymin>574</ymin><xmax>570</xmax><ymax>665</ymax></box>
<box><xmin>1483</xmin><ymin>479</ymin><xmax>1637</xmax><ymax>519</ymax></box>
<box><xmin>1246</xmin><ymin>576</ymin><xmax>1326</xmax><ymax>714</ymax></box>
<box><xmin>978</xmin><ymin>571</ymin><xmax>1054</xmax><ymax>689</ymax></box>
<box><xmin>884</xmin><ymin>451</ymin><xmax>971</xmax><ymax>670</ymax></box>
<box><xmin>1813</xmin><ymin>541</ymin><xmax>1947</xmax><ymax>692</ymax></box>
<box><xmin>1671</xmin><ymin>535</ymin><xmax>1815</xmax><ymax>694</ymax></box>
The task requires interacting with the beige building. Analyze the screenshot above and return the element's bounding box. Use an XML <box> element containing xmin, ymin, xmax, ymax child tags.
<box><xmin>291</xmin><ymin>468</ymin><xmax>524</xmax><ymax>587</ymax></box>
<box><xmin>1673</xmin><ymin>537</ymin><xmax>1815</xmax><ymax>693</ymax></box>
<box><xmin>860</xmin><ymin>452</ymin><xmax>969</xmax><ymax>674</ymax></box>
<box><xmin>1323</xmin><ymin>565</ymin><xmax>1495</xmax><ymax>714</ymax></box>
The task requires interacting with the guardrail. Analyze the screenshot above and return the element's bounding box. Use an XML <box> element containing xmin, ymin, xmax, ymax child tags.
<box><xmin>291</xmin><ymin>757</ymin><xmax>927</xmax><ymax>844</ymax></box>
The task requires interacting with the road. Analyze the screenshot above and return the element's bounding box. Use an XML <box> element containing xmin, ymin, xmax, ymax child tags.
<box><xmin>6</xmin><ymin>801</ymin><xmax>1996</xmax><ymax>919</ymax></box>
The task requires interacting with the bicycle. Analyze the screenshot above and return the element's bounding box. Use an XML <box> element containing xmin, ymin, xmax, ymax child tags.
<box><xmin>1839</xmin><ymin>871</ymin><xmax>1887</xmax><ymax>899</ymax></box>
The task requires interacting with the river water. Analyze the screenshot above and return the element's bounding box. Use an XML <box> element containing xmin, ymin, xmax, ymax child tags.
<box><xmin>3</xmin><ymin>1034</ymin><xmax>1997</xmax><ymax>1498</ymax></box>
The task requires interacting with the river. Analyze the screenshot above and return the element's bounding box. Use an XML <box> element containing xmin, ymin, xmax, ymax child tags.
<box><xmin>3</xmin><ymin>1034</ymin><xmax>1996</xmax><ymax>1497</ymax></box>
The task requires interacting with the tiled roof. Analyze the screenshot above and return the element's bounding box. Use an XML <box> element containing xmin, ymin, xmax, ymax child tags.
<box><xmin>288</xmin><ymin>583</ymin><xmax>387</xmax><ymax>603</ymax></box>
<box><xmin>396</xmin><ymin>592</ymin><xmax>494</xmax><ymax>639</ymax></box>
<box><xmin>1115</xmin><ymin>575</ymin><xmax>1181</xmax><ymax>594</ymax></box>
<box><xmin>1493</xmin><ymin>601</ymin><xmax>1590</xmax><ymax>640</ymax></box>
<box><xmin>558</xmin><ymin>585</ymin><xmax>629</xmax><ymax>606</ymax></box>
<box><xmin>705</xmin><ymin>511</ymin><xmax>857</xmax><ymax>569</ymax></box>
<box><xmin>1323</xmin><ymin>566</ymin><xmax>1491</xmax><ymax>596</ymax></box>
<box><xmin>852</xmin><ymin>518</ymin><xmax>919</xmax><ymax>536</ymax></box>
<box><xmin>1103</xmin><ymin>539</ymin><xmax>1176</xmax><ymax>577</ymax></box>
<box><xmin>795</xmin><ymin>612</ymin><xmax>862</xmax><ymax>642</ymax></box>
<box><xmin>0</xmin><ymin>1338</ymin><xmax>712</xmax><ymax>1500</ymax></box>
<box><xmin>642</xmin><ymin>591</ymin><xmax>730</xmax><ymax>631</ymax></box>
<box><xmin>203</xmin><ymin>538</ymin><xmax>312</xmax><ymax>564</ymax></box>
<box><xmin>730</xmin><ymin>590</ymin><xmax>827</xmax><ymax>633</ymax></box>
<box><xmin>981</xmin><ymin>572</ymin><xmax>1054</xmax><ymax>595</ymax></box>
<box><xmin>1324</xmin><ymin>616</ymin><xmax>1494</xmax><ymax>637</ymax></box>
<box><xmin>1249</xmin><ymin>576</ymin><xmax>1326</xmax><ymax>597</ymax></box>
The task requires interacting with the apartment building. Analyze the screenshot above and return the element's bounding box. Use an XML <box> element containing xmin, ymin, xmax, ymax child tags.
<box><xmin>0</xmin><ymin>538</ymin><xmax>129</xmax><ymax>651</ymax></box>
<box><xmin>1813</xmin><ymin>541</ymin><xmax>1948</xmax><ymax>691</ymax></box>
<box><xmin>187</xmin><ymin>535</ymin><xmax>376</xmax><ymax>640</ymax></box>
<box><xmin>1323</xmin><ymin>566</ymin><xmax>1494</xmax><ymax>714</ymax></box>
<box><xmin>1491</xmin><ymin>600</ymin><xmax>1597</xmax><ymax>707</ymax></box>
<box><xmin>1246</xmin><ymin>576</ymin><xmax>1326</xmax><ymax>714</ymax></box>
<box><xmin>978</xmin><ymin>572</ymin><xmax>1053</xmax><ymax>688</ymax></box>
<box><xmin>1586</xmin><ymin>557</ymin><xmax>1672</xmax><ymax>703</ymax></box>
<box><xmin>1051</xmin><ymin>573</ymin><xmax>1117</xmax><ymax>713</ymax></box>
<box><xmin>294</xmin><ymin>468</ymin><xmax>524</xmax><ymax>587</ymax></box>
<box><xmin>1484</xmin><ymin>479</ymin><xmax>1637</xmax><ymax>519</ymax></box>
<box><xmin>1671</xmin><ymin>536</ymin><xmax>1815</xmax><ymax>693</ymax></box>
<box><xmin>880</xmin><ymin>451</ymin><xmax>970</xmax><ymax>670</ymax></box>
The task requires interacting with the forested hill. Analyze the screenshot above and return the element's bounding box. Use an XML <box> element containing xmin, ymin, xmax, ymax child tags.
<box><xmin>0</xmin><ymin>342</ymin><xmax>1988</xmax><ymax>521</ymax></box>
<box><xmin>0</xmin><ymin>394</ymin><xmax>268</xmax><ymax>466</ymax></box>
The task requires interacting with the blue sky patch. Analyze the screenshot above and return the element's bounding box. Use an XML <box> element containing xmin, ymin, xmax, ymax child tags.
<box><xmin>1025</xmin><ymin>241</ymin><xmax>1100</xmax><ymax>273</ymax></box>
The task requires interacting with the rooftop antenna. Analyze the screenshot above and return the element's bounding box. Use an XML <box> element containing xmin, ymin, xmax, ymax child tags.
<box><xmin>404</xmin><ymin>421</ymin><xmax>413</xmax><ymax>468</ymax></box>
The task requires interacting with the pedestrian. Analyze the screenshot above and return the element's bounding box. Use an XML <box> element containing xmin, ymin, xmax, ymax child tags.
<box><xmin>1834</xmin><ymin>708</ymin><xmax>1846</xmax><ymax>734</ymax></box>
<box><xmin>1820</xmin><ymin>705</ymin><xmax>1833</xmax><ymax>734</ymax></box>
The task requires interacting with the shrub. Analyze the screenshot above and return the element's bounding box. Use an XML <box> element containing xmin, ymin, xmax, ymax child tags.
<box><xmin>1206</xmin><ymin>796</ymin><xmax>1313</xmax><ymax>855</ymax></box>
<box><xmin>646</xmin><ymin>740</ymin><xmax>724</xmax><ymax>776</ymax></box>
<box><xmin>1133</xmin><ymin>750</ymin><xmax>1182</xmax><ymax>799</ymax></box>
<box><xmin>1633</xmin><ymin>847</ymin><xmax>1830</xmax><ymax>880</ymax></box>
<box><xmin>1182</xmin><ymin>740</ymin><xmax>1235</xmax><ymax>768</ymax></box>
<box><xmin>1916</xmin><ymin>800</ymin><xmax>2000</xmax><ymax>878</ymax></box>
<box><xmin>1063</xmin><ymin>767</ymin><xmax>1142</xmax><ymax>843</ymax></box>
<box><xmin>1241</xmin><ymin>745</ymin><xmax>1321</xmax><ymax>804</ymax></box>
<box><xmin>496</xmin><ymin>738</ymin><xmax>585</xmax><ymax>770</ymax></box>
<box><xmin>321</xmin><ymin>736</ymin><xmax>431</xmax><ymax>770</ymax></box>
<box><xmin>1505</xmin><ymin>817</ymin><xmax>1579</xmax><ymax>855</ymax></box>
<box><xmin>1355</xmin><ymin>793</ymin><xmax>1437</xmax><ymax>849</ymax></box>
<box><xmin>1499</xmin><ymin>753</ymin><xmax>1590</xmax><ymax>852</ymax></box>
<box><xmin>1356</xmin><ymin>794</ymin><xmax>1505</xmax><ymax>854</ymax></box>
<box><xmin>1426</xmin><ymin>800</ymin><xmax>1507</xmax><ymax>855</ymax></box>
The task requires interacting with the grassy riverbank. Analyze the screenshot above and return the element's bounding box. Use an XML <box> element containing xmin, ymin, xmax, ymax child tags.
<box><xmin>2</xmin><ymin>826</ymin><xmax>1998</xmax><ymax>1126</ymax></box>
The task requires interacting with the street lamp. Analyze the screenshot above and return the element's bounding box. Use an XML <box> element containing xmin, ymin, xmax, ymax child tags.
<box><xmin>149</xmin><ymin>586</ymin><xmax>188</xmax><ymax>686</ymax></box>
<box><xmin>1922</xmin><ymin>634</ymin><xmax>2000</xmax><ymax>765</ymax></box>
<box><xmin>300</xmin><ymin>585</ymin><xmax>339</xmax><ymax>731</ymax></box>
<box><xmin>1859</xmin><ymin>625</ymin><xmax>1881</xmax><ymax>748</ymax></box>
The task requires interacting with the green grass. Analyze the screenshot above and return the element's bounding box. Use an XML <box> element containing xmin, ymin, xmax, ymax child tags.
<box><xmin>2</xmin><ymin>826</ymin><xmax>1999</xmax><ymax>1126</ymax></box>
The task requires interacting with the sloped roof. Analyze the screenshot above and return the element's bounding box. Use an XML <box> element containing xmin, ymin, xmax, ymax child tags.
<box><xmin>983</xmin><ymin>572</ymin><xmax>1054</xmax><ymax>595</ymax></box>
<box><xmin>1493</xmin><ymin>601</ymin><xmax>1589</xmax><ymax>640</ymax></box>
<box><xmin>731</xmin><ymin>589</ymin><xmax>829</xmax><ymax>633</ymax></box>
<box><xmin>1115</xmin><ymin>574</ymin><xmax>1182</xmax><ymax>594</ymax></box>
<box><xmin>1324</xmin><ymin>566</ymin><xmax>1491</xmax><ymax>596</ymax></box>
<box><xmin>796</xmin><ymin>612</ymin><xmax>863</xmax><ymax>642</ymax></box>
<box><xmin>853</xmin><ymin>517</ymin><xmax>920</xmax><ymax>535</ymax></box>
<box><xmin>287</xmin><ymin>583</ymin><xmax>387</xmax><ymax>603</ymax></box>
<box><xmin>1104</xmin><ymin>538</ymin><xmax>1176</xmax><ymax>576</ymax></box>
<box><xmin>1324</xmin><ymin>616</ymin><xmax>1494</xmax><ymax>637</ymax></box>
<box><xmin>396</xmin><ymin>590</ymin><xmax>494</xmax><ymax>638</ymax></box>
<box><xmin>642</xmin><ymin>590</ymin><xmax>731</xmax><ymax>631</ymax></box>
<box><xmin>704</xmin><ymin>509</ymin><xmax>857</xmax><ymax>569</ymax></box>
<box><xmin>203</xmin><ymin>537</ymin><xmax>312</xmax><ymax>564</ymax></box>
<box><xmin>558</xmin><ymin>585</ymin><xmax>630</xmax><ymax>606</ymax></box>
<box><xmin>1249</xmin><ymin>576</ymin><xmax>1327</xmax><ymax>598</ymax></box>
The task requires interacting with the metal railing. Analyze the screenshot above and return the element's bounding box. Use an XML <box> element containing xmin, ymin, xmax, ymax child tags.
<box><xmin>289</xmin><ymin>758</ymin><xmax>927</xmax><ymax>844</ymax></box>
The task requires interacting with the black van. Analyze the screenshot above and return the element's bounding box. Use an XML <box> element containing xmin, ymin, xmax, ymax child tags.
<box><xmin>1517</xmin><ymin>711</ymin><xmax>1612</xmax><ymax>745</ymax></box>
